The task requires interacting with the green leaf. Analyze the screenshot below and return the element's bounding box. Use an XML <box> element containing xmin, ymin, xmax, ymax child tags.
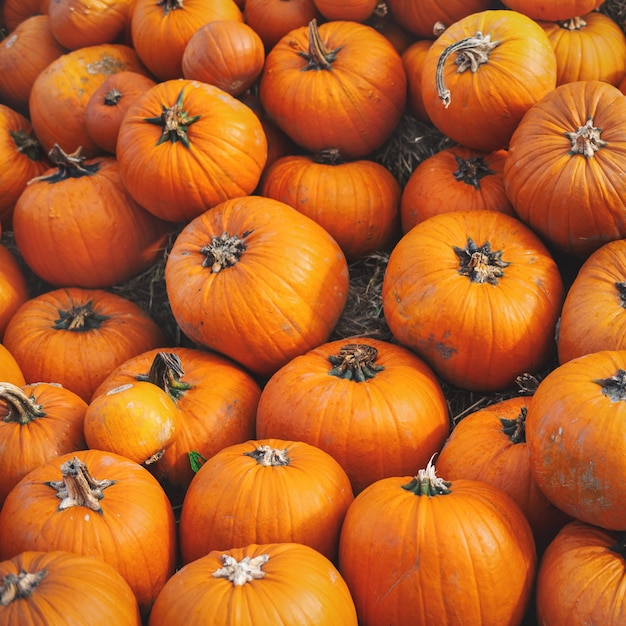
<box><xmin>188</xmin><ymin>450</ymin><xmax>207</xmax><ymax>473</ymax></box>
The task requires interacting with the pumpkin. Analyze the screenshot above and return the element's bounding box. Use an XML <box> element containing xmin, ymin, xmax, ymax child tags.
<box><xmin>557</xmin><ymin>239</ymin><xmax>626</xmax><ymax>363</ymax></box>
<box><xmin>400</xmin><ymin>145</ymin><xmax>515</xmax><ymax>233</ymax></box>
<box><xmin>499</xmin><ymin>0</ymin><xmax>605</xmax><ymax>21</ymax></box>
<box><xmin>12</xmin><ymin>145</ymin><xmax>172</xmax><ymax>288</ymax></box>
<box><xmin>91</xmin><ymin>349</ymin><xmax>260</xmax><ymax>495</ymax></box>
<box><xmin>538</xmin><ymin>12</ymin><xmax>626</xmax><ymax>87</ymax></box>
<box><xmin>2</xmin><ymin>287</ymin><xmax>166</xmax><ymax>403</ymax></box>
<box><xmin>0</xmin><ymin>245</ymin><xmax>28</xmax><ymax>339</ymax></box>
<box><xmin>0</xmin><ymin>450</ymin><xmax>177</xmax><ymax>617</ymax></box>
<box><xmin>0</xmin><ymin>104</ymin><xmax>49</xmax><ymax>229</ymax></box>
<box><xmin>504</xmin><ymin>80</ymin><xmax>626</xmax><ymax>258</ymax></box>
<box><xmin>436</xmin><ymin>395</ymin><xmax>571</xmax><ymax>553</ymax></box>
<box><xmin>182</xmin><ymin>20</ymin><xmax>265</xmax><ymax>97</ymax></box>
<box><xmin>0</xmin><ymin>550</ymin><xmax>142</xmax><ymax>625</ymax></box>
<box><xmin>535</xmin><ymin>521</ymin><xmax>626</xmax><ymax>625</ymax></box>
<box><xmin>0</xmin><ymin>344</ymin><xmax>25</xmax><ymax>387</ymax></box>
<box><xmin>385</xmin><ymin>0</ymin><xmax>493</xmax><ymax>38</ymax></box>
<box><xmin>84</xmin><ymin>71</ymin><xmax>157</xmax><ymax>155</ymax></box>
<box><xmin>47</xmin><ymin>0</ymin><xmax>135</xmax><ymax>50</ymax></box>
<box><xmin>0</xmin><ymin>381</ymin><xmax>87</xmax><ymax>509</ymax></box>
<box><xmin>130</xmin><ymin>0</ymin><xmax>243</xmax><ymax>81</ymax></box>
<box><xmin>148</xmin><ymin>543</ymin><xmax>358</xmax><ymax>626</ymax></box>
<box><xmin>382</xmin><ymin>210</ymin><xmax>565</xmax><ymax>392</ymax></box>
<box><xmin>178</xmin><ymin>439</ymin><xmax>354</xmax><ymax>565</ymax></box>
<box><xmin>255</xmin><ymin>338</ymin><xmax>450</xmax><ymax>494</ymax></box>
<box><xmin>526</xmin><ymin>349</ymin><xmax>626</xmax><ymax>531</ymax></box>
<box><xmin>259</xmin><ymin>19</ymin><xmax>407</xmax><ymax>160</ymax></box>
<box><xmin>338</xmin><ymin>458</ymin><xmax>537</xmax><ymax>626</ymax></box>
<box><xmin>313</xmin><ymin>0</ymin><xmax>377</xmax><ymax>22</ymax></box>
<box><xmin>244</xmin><ymin>0</ymin><xmax>322</xmax><ymax>51</ymax></box>
<box><xmin>28</xmin><ymin>43</ymin><xmax>148</xmax><ymax>157</ymax></box>
<box><xmin>421</xmin><ymin>9</ymin><xmax>557</xmax><ymax>153</ymax></box>
<box><xmin>3</xmin><ymin>0</ymin><xmax>49</xmax><ymax>30</ymax></box>
<box><xmin>0</xmin><ymin>15</ymin><xmax>66</xmax><ymax>117</ymax></box>
<box><xmin>402</xmin><ymin>39</ymin><xmax>433</xmax><ymax>123</ymax></box>
<box><xmin>164</xmin><ymin>195</ymin><xmax>349</xmax><ymax>379</ymax></box>
<box><xmin>116</xmin><ymin>79</ymin><xmax>268</xmax><ymax>223</ymax></box>
<box><xmin>364</xmin><ymin>7</ymin><xmax>415</xmax><ymax>55</ymax></box>
<box><xmin>259</xmin><ymin>149</ymin><xmax>401</xmax><ymax>261</ymax></box>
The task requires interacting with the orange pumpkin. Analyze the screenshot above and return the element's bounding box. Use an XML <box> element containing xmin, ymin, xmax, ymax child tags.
<box><xmin>500</xmin><ymin>0</ymin><xmax>605</xmax><ymax>21</ymax></box>
<box><xmin>259</xmin><ymin>18</ymin><xmax>407</xmax><ymax>160</ymax></box>
<box><xmin>382</xmin><ymin>210</ymin><xmax>565</xmax><ymax>391</ymax></box>
<box><xmin>148</xmin><ymin>543</ymin><xmax>358</xmax><ymax>626</ymax></box>
<box><xmin>12</xmin><ymin>145</ymin><xmax>172</xmax><ymax>288</ymax></box>
<box><xmin>0</xmin><ymin>245</ymin><xmax>28</xmax><ymax>340</ymax></box>
<box><xmin>0</xmin><ymin>550</ymin><xmax>142</xmax><ymax>625</ymax></box>
<box><xmin>259</xmin><ymin>150</ymin><xmax>401</xmax><ymax>261</ymax></box>
<box><xmin>255</xmin><ymin>338</ymin><xmax>450</xmax><ymax>494</ymax></box>
<box><xmin>0</xmin><ymin>15</ymin><xmax>66</xmax><ymax>116</ymax></box>
<box><xmin>3</xmin><ymin>288</ymin><xmax>166</xmax><ymax>402</ymax></box>
<box><xmin>0</xmin><ymin>450</ymin><xmax>177</xmax><ymax>617</ymax></box>
<box><xmin>3</xmin><ymin>0</ymin><xmax>49</xmax><ymax>30</ymax></box>
<box><xmin>338</xmin><ymin>459</ymin><xmax>537</xmax><ymax>626</ymax></box>
<box><xmin>421</xmin><ymin>9</ymin><xmax>557</xmax><ymax>152</ymax></box>
<box><xmin>0</xmin><ymin>382</ymin><xmax>87</xmax><ymax>509</ymax></box>
<box><xmin>400</xmin><ymin>146</ymin><xmax>515</xmax><ymax>233</ymax></box>
<box><xmin>313</xmin><ymin>0</ymin><xmax>377</xmax><ymax>22</ymax></box>
<box><xmin>402</xmin><ymin>39</ymin><xmax>433</xmax><ymax>123</ymax></box>
<box><xmin>91</xmin><ymin>349</ymin><xmax>261</xmax><ymax>494</ymax></box>
<box><xmin>182</xmin><ymin>20</ymin><xmax>265</xmax><ymax>97</ymax></box>
<box><xmin>0</xmin><ymin>344</ymin><xmax>25</xmax><ymax>387</ymax></box>
<box><xmin>84</xmin><ymin>71</ymin><xmax>157</xmax><ymax>154</ymax></box>
<box><xmin>116</xmin><ymin>79</ymin><xmax>268</xmax><ymax>223</ymax></box>
<box><xmin>164</xmin><ymin>195</ymin><xmax>349</xmax><ymax>379</ymax></box>
<box><xmin>178</xmin><ymin>439</ymin><xmax>354</xmax><ymax>565</ymax></box>
<box><xmin>504</xmin><ymin>80</ymin><xmax>626</xmax><ymax>258</ymax></box>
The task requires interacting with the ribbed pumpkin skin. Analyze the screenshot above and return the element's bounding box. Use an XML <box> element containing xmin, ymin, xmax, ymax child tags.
<box><xmin>557</xmin><ymin>239</ymin><xmax>626</xmax><ymax>363</ymax></box>
<box><xmin>0</xmin><ymin>550</ymin><xmax>142</xmax><ymax>626</ymax></box>
<box><xmin>338</xmin><ymin>473</ymin><xmax>537</xmax><ymax>626</ymax></box>
<box><xmin>0</xmin><ymin>344</ymin><xmax>25</xmax><ymax>387</ymax></box>
<box><xmin>116</xmin><ymin>79</ymin><xmax>268</xmax><ymax>223</ymax></box>
<box><xmin>255</xmin><ymin>338</ymin><xmax>450</xmax><ymax>494</ymax></box>
<box><xmin>0</xmin><ymin>449</ymin><xmax>177</xmax><ymax>616</ymax></box>
<box><xmin>526</xmin><ymin>350</ymin><xmax>626</xmax><ymax>531</ymax></box>
<box><xmin>504</xmin><ymin>80</ymin><xmax>626</xmax><ymax>258</ymax></box>
<box><xmin>536</xmin><ymin>521</ymin><xmax>626</xmax><ymax>625</ymax></box>
<box><xmin>148</xmin><ymin>543</ymin><xmax>358</xmax><ymax>626</ymax></box>
<box><xmin>382</xmin><ymin>210</ymin><xmax>565</xmax><ymax>392</ymax></box>
<box><xmin>164</xmin><ymin>196</ymin><xmax>349</xmax><ymax>379</ymax></box>
<box><xmin>421</xmin><ymin>10</ymin><xmax>557</xmax><ymax>153</ymax></box>
<box><xmin>500</xmin><ymin>0</ymin><xmax>605</xmax><ymax>21</ymax></box>
<box><xmin>259</xmin><ymin>19</ymin><xmax>406</xmax><ymax>160</ymax></box>
<box><xmin>0</xmin><ymin>245</ymin><xmax>28</xmax><ymax>339</ymax></box>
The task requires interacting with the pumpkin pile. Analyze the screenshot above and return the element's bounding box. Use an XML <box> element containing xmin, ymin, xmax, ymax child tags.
<box><xmin>3</xmin><ymin>0</ymin><xmax>626</xmax><ymax>624</ymax></box>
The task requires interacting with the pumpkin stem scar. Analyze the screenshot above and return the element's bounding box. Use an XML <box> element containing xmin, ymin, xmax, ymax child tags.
<box><xmin>454</xmin><ymin>237</ymin><xmax>510</xmax><ymax>285</ymax></box>
<box><xmin>244</xmin><ymin>445</ymin><xmax>290</xmax><ymax>466</ymax></box>
<box><xmin>402</xmin><ymin>455</ymin><xmax>452</xmax><ymax>497</ymax></box>
<box><xmin>0</xmin><ymin>570</ymin><xmax>47</xmax><ymax>606</ymax></box>
<box><xmin>213</xmin><ymin>553</ymin><xmax>269</xmax><ymax>586</ymax></box>
<box><xmin>593</xmin><ymin>369</ymin><xmax>626</xmax><ymax>402</ymax></box>
<box><xmin>435</xmin><ymin>31</ymin><xmax>501</xmax><ymax>108</ymax></box>
<box><xmin>200</xmin><ymin>230</ymin><xmax>252</xmax><ymax>273</ymax></box>
<box><xmin>327</xmin><ymin>343</ymin><xmax>385</xmax><ymax>381</ymax></box>
<box><xmin>500</xmin><ymin>406</ymin><xmax>527</xmax><ymax>444</ymax></box>
<box><xmin>52</xmin><ymin>300</ymin><xmax>111</xmax><ymax>332</ymax></box>
<box><xmin>10</xmin><ymin>128</ymin><xmax>44</xmax><ymax>162</ymax></box>
<box><xmin>565</xmin><ymin>117</ymin><xmax>607</xmax><ymax>158</ymax></box>
<box><xmin>299</xmin><ymin>18</ymin><xmax>343</xmax><ymax>71</ymax></box>
<box><xmin>453</xmin><ymin>154</ymin><xmax>496</xmax><ymax>190</ymax></box>
<box><xmin>144</xmin><ymin>88</ymin><xmax>201</xmax><ymax>148</ymax></box>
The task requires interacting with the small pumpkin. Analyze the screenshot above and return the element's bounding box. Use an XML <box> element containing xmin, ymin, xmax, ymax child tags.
<box><xmin>0</xmin><ymin>344</ymin><xmax>25</xmax><ymax>387</ymax></box>
<box><xmin>499</xmin><ymin>0</ymin><xmax>605</xmax><ymax>21</ymax></box>
<box><xmin>0</xmin><ymin>245</ymin><xmax>28</xmax><ymax>340</ymax></box>
<box><xmin>338</xmin><ymin>458</ymin><xmax>537</xmax><ymax>626</ymax></box>
<box><xmin>401</xmin><ymin>39</ymin><xmax>433</xmax><ymax>123</ymax></box>
<box><xmin>148</xmin><ymin>543</ymin><xmax>358</xmax><ymax>626</ymax></box>
<box><xmin>0</xmin><ymin>450</ymin><xmax>177</xmax><ymax>617</ymax></box>
<box><xmin>178</xmin><ymin>439</ymin><xmax>354</xmax><ymax>565</ymax></box>
<box><xmin>3</xmin><ymin>0</ymin><xmax>50</xmax><ymax>30</ymax></box>
<box><xmin>0</xmin><ymin>550</ymin><xmax>142</xmax><ymax>625</ymax></box>
<box><xmin>313</xmin><ymin>0</ymin><xmax>377</xmax><ymax>22</ymax></box>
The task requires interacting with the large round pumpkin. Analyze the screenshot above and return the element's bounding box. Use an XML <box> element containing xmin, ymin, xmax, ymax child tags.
<box><xmin>116</xmin><ymin>79</ymin><xmax>268</xmax><ymax>223</ymax></box>
<box><xmin>382</xmin><ymin>210</ymin><xmax>565</xmax><ymax>392</ymax></box>
<box><xmin>164</xmin><ymin>195</ymin><xmax>349</xmax><ymax>379</ymax></box>
<box><xmin>504</xmin><ymin>79</ymin><xmax>626</xmax><ymax>258</ymax></box>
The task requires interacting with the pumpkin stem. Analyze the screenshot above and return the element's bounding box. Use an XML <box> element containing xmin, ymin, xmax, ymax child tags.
<box><xmin>52</xmin><ymin>299</ymin><xmax>110</xmax><ymax>332</ymax></box>
<box><xmin>299</xmin><ymin>19</ymin><xmax>342</xmax><ymax>71</ymax></box>
<box><xmin>500</xmin><ymin>406</ymin><xmax>527</xmax><ymax>444</ymax></box>
<box><xmin>313</xmin><ymin>147</ymin><xmax>344</xmax><ymax>165</ymax></box>
<box><xmin>402</xmin><ymin>455</ymin><xmax>452</xmax><ymax>497</ymax></box>
<box><xmin>616</xmin><ymin>282</ymin><xmax>626</xmax><ymax>307</ymax></box>
<box><xmin>454</xmin><ymin>237</ymin><xmax>509</xmax><ymax>285</ymax></box>
<box><xmin>565</xmin><ymin>117</ymin><xmax>607</xmax><ymax>158</ymax></box>
<box><xmin>453</xmin><ymin>154</ymin><xmax>495</xmax><ymax>190</ymax></box>
<box><xmin>10</xmin><ymin>128</ymin><xmax>44</xmax><ymax>162</ymax></box>
<box><xmin>200</xmin><ymin>230</ymin><xmax>251</xmax><ymax>273</ymax></box>
<box><xmin>0</xmin><ymin>382</ymin><xmax>46</xmax><ymax>425</ymax></box>
<box><xmin>327</xmin><ymin>343</ymin><xmax>385</xmax><ymax>382</ymax></box>
<box><xmin>144</xmin><ymin>88</ymin><xmax>201</xmax><ymax>149</ymax></box>
<box><xmin>435</xmin><ymin>31</ymin><xmax>500</xmax><ymax>108</ymax></box>
<box><xmin>0</xmin><ymin>570</ymin><xmax>47</xmax><ymax>606</ymax></box>
<box><xmin>28</xmin><ymin>144</ymin><xmax>99</xmax><ymax>184</ymax></box>
<box><xmin>213</xmin><ymin>553</ymin><xmax>269</xmax><ymax>586</ymax></box>
<box><xmin>137</xmin><ymin>351</ymin><xmax>191</xmax><ymax>401</ymax></box>
<box><xmin>47</xmin><ymin>456</ymin><xmax>115</xmax><ymax>512</ymax></box>
<box><xmin>156</xmin><ymin>0</ymin><xmax>184</xmax><ymax>15</ymax></box>
<box><xmin>244</xmin><ymin>445</ymin><xmax>290</xmax><ymax>466</ymax></box>
<box><xmin>558</xmin><ymin>16</ymin><xmax>586</xmax><ymax>30</ymax></box>
<box><xmin>593</xmin><ymin>369</ymin><xmax>626</xmax><ymax>402</ymax></box>
<box><xmin>103</xmin><ymin>87</ymin><xmax>123</xmax><ymax>106</ymax></box>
